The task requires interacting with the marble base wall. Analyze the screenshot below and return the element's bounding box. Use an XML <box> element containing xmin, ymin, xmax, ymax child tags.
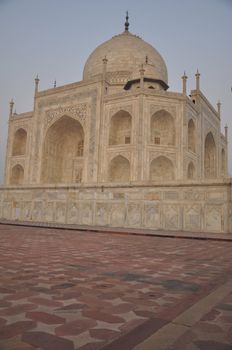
<box><xmin>0</xmin><ymin>182</ymin><xmax>231</xmax><ymax>233</ymax></box>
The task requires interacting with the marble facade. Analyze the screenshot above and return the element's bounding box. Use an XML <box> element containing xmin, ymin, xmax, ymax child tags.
<box><xmin>1</xmin><ymin>19</ymin><xmax>231</xmax><ymax>233</ymax></box>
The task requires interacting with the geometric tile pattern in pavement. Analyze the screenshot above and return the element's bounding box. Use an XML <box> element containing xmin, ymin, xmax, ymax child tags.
<box><xmin>0</xmin><ymin>224</ymin><xmax>231</xmax><ymax>350</ymax></box>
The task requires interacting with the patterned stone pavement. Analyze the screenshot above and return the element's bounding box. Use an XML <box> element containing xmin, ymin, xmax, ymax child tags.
<box><xmin>0</xmin><ymin>224</ymin><xmax>231</xmax><ymax>350</ymax></box>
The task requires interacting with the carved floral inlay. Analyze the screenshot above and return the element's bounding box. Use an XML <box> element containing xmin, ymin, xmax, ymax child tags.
<box><xmin>45</xmin><ymin>103</ymin><xmax>88</xmax><ymax>129</ymax></box>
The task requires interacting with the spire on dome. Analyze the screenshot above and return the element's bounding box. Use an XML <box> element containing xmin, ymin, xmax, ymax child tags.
<box><xmin>125</xmin><ymin>11</ymin><xmax>129</xmax><ymax>31</ymax></box>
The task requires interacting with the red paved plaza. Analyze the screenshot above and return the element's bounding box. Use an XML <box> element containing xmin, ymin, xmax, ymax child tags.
<box><xmin>0</xmin><ymin>224</ymin><xmax>231</xmax><ymax>350</ymax></box>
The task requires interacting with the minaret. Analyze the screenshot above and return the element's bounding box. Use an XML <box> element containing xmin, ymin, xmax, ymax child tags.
<box><xmin>125</xmin><ymin>11</ymin><xmax>129</xmax><ymax>32</ymax></box>
<box><xmin>217</xmin><ymin>100</ymin><xmax>221</xmax><ymax>119</ymax></box>
<box><xmin>181</xmin><ymin>71</ymin><xmax>188</xmax><ymax>95</ymax></box>
<box><xmin>9</xmin><ymin>98</ymin><xmax>14</xmax><ymax>117</ymax></box>
<box><xmin>34</xmin><ymin>74</ymin><xmax>40</xmax><ymax>95</ymax></box>
<box><xmin>195</xmin><ymin>69</ymin><xmax>200</xmax><ymax>91</ymax></box>
<box><xmin>139</xmin><ymin>64</ymin><xmax>145</xmax><ymax>89</ymax></box>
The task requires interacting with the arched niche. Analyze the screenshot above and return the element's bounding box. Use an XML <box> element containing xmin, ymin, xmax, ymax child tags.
<box><xmin>41</xmin><ymin>116</ymin><xmax>84</xmax><ymax>184</ymax></box>
<box><xmin>204</xmin><ymin>132</ymin><xmax>216</xmax><ymax>179</ymax></box>
<box><xmin>109</xmin><ymin>155</ymin><xmax>130</xmax><ymax>182</ymax></box>
<box><xmin>187</xmin><ymin>161</ymin><xmax>195</xmax><ymax>179</ymax></box>
<box><xmin>221</xmin><ymin>148</ymin><xmax>226</xmax><ymax>176</ymax></box>
<box><xmin>188</xmin><ymin>119</ymin><xmax>196</xmax><ymax>153</ymax></box>
<box><xmin>150</xmin><ymin>156</ymin><xmax>174</xmax><ymax>181</ymax></box>
<box><xmin>109</xmin><ymin>110</ymin><xmax>132</xmax><ymax>146</ymax></box>
<box><xmin>12</xmin><ymin>128</ymin><xmax>27</xmax><ymax>156</ymax></box>
<box><xmin>10</xmin><ymin>164</ymin><xmax>24</xmax><ymax>185</ymax></box>
<box><xmin>151</xmin><ymin>110</ymin><xmax>175</xmax><ymax>146</ymax></box>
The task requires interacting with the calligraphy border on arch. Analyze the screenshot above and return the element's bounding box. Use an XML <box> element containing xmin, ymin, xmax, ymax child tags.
<box><xmin>44</xmin><ymin>103</ymin><xmax>88</xmax><ymax>131</ymax></box>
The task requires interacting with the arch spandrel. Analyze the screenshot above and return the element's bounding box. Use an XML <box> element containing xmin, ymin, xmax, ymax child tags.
<box><xmin>44</xmin><ymin>103</ymin><xmax>88</xmax><ymax>133</ymax></box>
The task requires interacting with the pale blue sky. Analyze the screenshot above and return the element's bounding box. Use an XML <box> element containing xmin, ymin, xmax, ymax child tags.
<box><xmin>0</xmin><ymin>0</ymin><xmax>231</xmax><ymax>182</ymax></box>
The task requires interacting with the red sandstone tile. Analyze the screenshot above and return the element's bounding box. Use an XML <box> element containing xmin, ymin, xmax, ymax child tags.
<box><xmin>0</xmin><ymin>303</ymin><xmax>37</xmax><ymax>316</ymax></box>
<box><xmin>0</xmin><ymin>321</ymin><xmax>36</xmax><ymax>340</ymax></box>
<box><xmin>5</xmin><ymin>291</ymin><xmax>37</xmax><ymax>301</ymax></box>
<box><xmin>55</xmin><ymin>318</ymin><xmax>97</xmax><ymax>336</ymax></box>
<box><xmin>200</xmin><ymin>309</ymin><xmax>221</xmax><ymax>321</ymax></box>
<box><xmin>0</xmin><ymin>300</ymin><xmax>12</xmax><ymax>307</ymax></box>
<box><xmin>89</xmin><ymin>328</ymin><xmax>120</xmax><ymax>341</ymax></box>
<box><xmin>26</xmin><ymin>311</ymin><xmax>66</xmax><ymax>324</ymax></box>
<box><xmin>22</xmin><ymin>331</ymin><xmax>75</xmax><ymax>350</ymax></box>
<box><xmin>28</xmin><ymin>297</ymin><xmax>63</xmax><ymax>308</ymax></box>
<box><xmin>0</xmin><ymin>317</ymin><xmax>7</xmax><ymax>327</ymax></box>
<box><xmin>83</xmin><ymin>310</ymin><xmax>125</xmax><ymax>324</ymax></box>
<box><xmin>194</xmin><ymin>322</ymin><xmax>223</xmax><ymax>333</ymax></box>
<box><xmin>104</xmin><ymin>303</ymin><xmax>134</xmax><ymax>314</ymax></box>
<box><xmin>0</xmin><ymin>287</ymin><xmax>15</xmax><ymax>294</ymax></box>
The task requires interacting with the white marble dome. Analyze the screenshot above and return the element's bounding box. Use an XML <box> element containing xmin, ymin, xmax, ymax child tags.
<box><xmin>83</xmin><ymin>30</ymin><xmax>168</xmax><ymax>84</ymax></box>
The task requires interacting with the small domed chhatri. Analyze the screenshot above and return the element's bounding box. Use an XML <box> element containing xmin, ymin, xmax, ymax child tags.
<box><xmin>83</xmin><ymin>23</ymin><xmax>168</xmax><ymax>87</ymax></box>
<box><xmin>2</xmin><ymin>14</ymin><xmax>231</xmax><ymax>234</ymax></box>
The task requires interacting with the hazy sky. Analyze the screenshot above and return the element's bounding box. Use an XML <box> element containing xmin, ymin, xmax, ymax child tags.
<box><xmin>0</xmin><ymin>0</ymin><xmax>231</xmax><ymax>183</ymax></box>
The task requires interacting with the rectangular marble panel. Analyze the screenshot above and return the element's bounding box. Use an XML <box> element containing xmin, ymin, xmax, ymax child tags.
<box><xmin>163</xmin><ymin>204</ymin><xmax>179</xmax><ymax>230</ymax></box>
<box><xmin>144</xmin><ymin>203</ymin><xmax>161</xmax><ymax>228</ymax></box>
<box><xmin>110</xmin><ymin>203</ymin><xmax>126</xmax><ymax>227</ymax></box>
<box><xmin>22</xmin><ymin>201</ymin><xmax>32</xmax><ymax>221</ymax></box>
<box><xmin>55</xmin><ymin>202</ymin><xmax>66</xmax><ymax>223</ymax></box>
<box><xmin>79</xmin><ymin>202</ymin><xmax>93</xmax><ymax>225</ymax></box>
<box><xmin>67</xmin><ymin>202</ymin><xmax>79</xmax><ymax>224</ymax></box>
<box><xmin>45</xmin><ymin>202</ymin><xmax>54</xmax><ymax>222</ymax></box>
<box><xmin>95</xmin><ymin>202</ymin><xmax>109</xmax><ymax>226</ymax></box>
<box><xmin>184</xmin><ymin>205</ymin><xmax>201</xmax><ymax>231</ymax></box>
<box><xmin>127</xmin><ymin>203</ymin><xmax>142</xmax><ymax>227</ymax></box>
<box><xmin>32</xmin><ymin>201</ymin><xmax>44</xmax><ymax>221</ymax></box>
<box><xmin>205</xmin><ymin>205</ymin><xmax>222</xmax><ymax>232</ymax></box>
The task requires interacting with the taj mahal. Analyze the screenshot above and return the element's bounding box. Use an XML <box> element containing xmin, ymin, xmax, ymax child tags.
<box><xmin>1</xmin><ymin>15</ymin><xmax>231</xmax><ymax>233</ymax></box>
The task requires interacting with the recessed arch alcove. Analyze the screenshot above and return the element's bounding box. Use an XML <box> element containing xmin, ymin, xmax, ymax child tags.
<box><xmin>204</xmin><ymin>132</ymin><xmax>216</xmax><ymax>179</ymax></box>
<box><xmin>41</xmin><ymin>116</ymin><xmax>84</xmax><ymax>184</ymax></box>
<box><xmin>150</xmin><ymin>156</ymin><xmax>174</xmax><ymax>181</ymax></box>
<box><xmin>109</xmin><ymin>110</ymin><xmax>132</xmax><ymax>145</ymax></box>
<box><xmin>187</xmin><ymin>161</ymin><xmax>195</xmax><ymax>179</ymax></box>
<box><xmin>151</xmin><ymin>110</ymin><xmax>175</xmax><ymax>146</ymax></box>
<box><xmin>12</xmin><ymin>128</ymin><xmax>27</xmax><ymax>156</ymax></box>
<box><xmin>109</xmin><ymin>155</ymin><xmax>130</xmax><ymax>182</ymax></box>
<box><xmin>188</xmin><ymin>119</ymin><xmax>196</xmax><ymax>153</ymax></box>
<box><xmin>10</xmin><ymin>164</ymin><xmax>24</xmax><ymax>185</ymax></box>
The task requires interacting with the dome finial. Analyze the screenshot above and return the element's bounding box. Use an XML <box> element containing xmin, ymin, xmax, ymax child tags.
<box><xmin>125</xmin><ymin>11</ymin><xmax>129</xmax><ymax>31</ymax></box>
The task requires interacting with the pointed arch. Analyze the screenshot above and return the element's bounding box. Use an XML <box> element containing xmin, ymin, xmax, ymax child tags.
<box><xmin>41</xmin><ymin>115</ymin><xmax>84</xmax><ymax>183</ymax></box>
<box><xmin>151</xmin><ymin>110</ymin><xmax>175</xmax><ymax>146</ymax></box>
<box><xmin>109</xmin><ymin>110</ymin><xmax>132</xmax><ymax>145</ymax></box>
<box><xmin>187</xmin><ymin>161</ymin><xmax>195</xmax><ymax>179</ymax></box>
<box><xmin>150</xmin><ymin>156</ymin><xmax>174</xmax><ymax>181</ymax></box>
<box><xmin>10</xmin><ymin>164</ymin><xmax>24</xmax><ymax>185</ymax></box>
<box><xmin>204</xmin><ymin>132</ymin><xmax>216</xmax><ymax>178</ymax></box>
<box><xmin>12</xmin><ymin>128</ymin><xmax>27</xmax><ymax>156</ymax></box>
<box><xmin>109</xmin><ymin>155</ymin><xmax>130</xmax><ymax>182</ymax></box>
<box><xmin>188</xmin><ymin>119</ymin><xmax>196</xmax><ymax>153</ymax></box>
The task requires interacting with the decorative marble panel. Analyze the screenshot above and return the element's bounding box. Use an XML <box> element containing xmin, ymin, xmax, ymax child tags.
<box><xmin>163</xmin><ymin>204</ymin><xmax>179</xmax><ymax>230</ymax></box>
<box><xmin>127</xmin><ymin>203</ymin><xmax>141</xmax><ymax>227</ymax></box>
<box><xmin>144</xmin><ymin>203</ymin><xmax>161</xmax><ymax>228</ymax></box>
<box><xmin>110</xmin><ymin>203</ymin><xmax>126</xmax><ymax>227</ymax></box>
